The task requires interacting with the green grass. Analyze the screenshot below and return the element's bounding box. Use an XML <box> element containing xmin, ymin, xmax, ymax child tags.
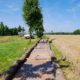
<box><xmin>51</xmin><ymin>43</ymin><xmax>70</xmax><ymax>67</ymax></box>
<box><xmin>42</xmin><ymin>35</ymin><xmax>47</xmax><ymax>39</ymax></box>
<box><xmin>0</xmin><ymin>36</ymin><xmax>37</xmax><ymax>74</ymax></box>
<box><xmin>51</xmin><ymin>44</ymin><xmax>62</xmax><ymax>60</ymax></box>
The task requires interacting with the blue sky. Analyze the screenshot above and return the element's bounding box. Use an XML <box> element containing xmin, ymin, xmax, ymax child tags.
<box><xmin>0</xmin><ymin>0</ymin><xmax>80</xmax><ymax>32</ymax></box>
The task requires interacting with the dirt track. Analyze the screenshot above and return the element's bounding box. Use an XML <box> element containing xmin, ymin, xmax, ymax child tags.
<box><xmin>13</xmin><ymin>40</ymin><xmax>65</xmax><ymax>80</ymax></box>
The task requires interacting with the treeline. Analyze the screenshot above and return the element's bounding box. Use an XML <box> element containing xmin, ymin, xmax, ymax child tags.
<box><xmin>73</xmin><ymin>29</ymin><xmax>80</xmax><ymax>34</ymax></box>
<box><xmin>47</xmin><ymin>32</ymin><xmax>73</xmax><ymax>35</ymax></box>
<box><xmin>46</xmin><ymin>29</ymin><xmax>80</xmax><ymax>35</ymax></box>
<box><xmin>0</xmin><ymin>22</ymin><xmax>25</xmax><ymax>36</ymax></box>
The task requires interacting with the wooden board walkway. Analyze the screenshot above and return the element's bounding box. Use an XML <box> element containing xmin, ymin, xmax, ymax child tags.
<box><xmin>13</xmin><ymin>40</ymin><xmax>65</xmax><ymax>80</ymax></box>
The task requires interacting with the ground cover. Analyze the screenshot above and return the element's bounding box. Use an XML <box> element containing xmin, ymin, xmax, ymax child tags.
<box><xmin>0</xmin><ymin>36</ymin><xmax>37</xmax><ymax>74</ymax></box>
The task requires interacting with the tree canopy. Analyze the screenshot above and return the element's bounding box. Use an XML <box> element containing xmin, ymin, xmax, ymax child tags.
<box><xmin>0</xmin><ymin>22</ymin><xmax>25</xmax><ymax>36</ymax></box>
<box><xmin>73</xmin><ymin>29</ymin><xmax>80</xmax><ymax>34</ymax></box>
<box><xmin>23</xmin><ymin>0</ymin><xmax>44</xmax><ymax>38</ymax></box>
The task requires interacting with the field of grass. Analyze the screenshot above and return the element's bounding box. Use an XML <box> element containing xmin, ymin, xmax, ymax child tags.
<box><xmin>0</xmin><ymin>36</ymin><xmax>37</xmax><ymax>74</ymax></box>
<box><xmin>48</xmin><ymin>35</ymin><xmax>80</xmax><ymax>80</ymax></box>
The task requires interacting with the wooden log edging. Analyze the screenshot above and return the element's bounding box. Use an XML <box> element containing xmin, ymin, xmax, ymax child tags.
<box><xmin>0</xmin><ymin>39</ymin><xmax>40</xmax><ymax>80</ymax></box>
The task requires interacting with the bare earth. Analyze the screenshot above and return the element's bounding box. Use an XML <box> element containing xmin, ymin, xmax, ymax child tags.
<box><xmin>13</xmin><ymin>41</ymin><xmax>65</xmax><ymax>80</ymax></box>
<box><xmin>48</xmin><ymin>35</ymin><xmax>80</xmax><ymax>80</ymax></box>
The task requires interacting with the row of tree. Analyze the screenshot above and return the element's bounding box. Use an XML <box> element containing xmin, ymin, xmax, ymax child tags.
<box><xmin>47</xmin><ymin>29</ymin><xmax>80</xmax><ymax>35</ymax></box>
<box><xmin>0</xmin><ymin>22</ymin><xmax>25</xmax><ymax>36</ymax></box>
<box><xmin>23</xmin><ymin>0</ymin><xmax>44</xmax><ymax>38</ymax></box>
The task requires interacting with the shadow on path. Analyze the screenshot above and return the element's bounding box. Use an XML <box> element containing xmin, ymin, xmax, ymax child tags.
<box><xmin>14</xmin><ymin>61</ymin><xmax>58</xmax><ymax>80</ymax></box>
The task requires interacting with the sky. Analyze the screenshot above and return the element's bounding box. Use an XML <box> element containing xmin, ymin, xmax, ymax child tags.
<box><xmin>0</xmin><ymin>0</ymin><xmax>80</xmax><ymax>32</ymax></box>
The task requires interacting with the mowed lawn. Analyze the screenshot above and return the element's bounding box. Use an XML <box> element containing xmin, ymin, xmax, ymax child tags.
<box><xmin>0</xmin><ymin>36</ymin><xmax>37</xmax><ymax>74</ymax></box>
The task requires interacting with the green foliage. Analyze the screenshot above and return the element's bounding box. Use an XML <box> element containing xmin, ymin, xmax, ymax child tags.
<box><xmin>17</xmin><ymin>25</ymin><xmax>25</xmax><ymax>32</ymax></box>
<box><xmin>0</xmin><ymin>22</ymin><xmax>25</xmax><ymax>36</ymax></box>
<box><xmin>36</xmin><ymin>30</ymin><xmax>43</xmax><ymax>38</ymax></box>
<box><xmin>73</xmin><ymin>29</ymin><xmax>80</xmax><ymax>34</ymax></box>
<box><xmin>36</xmin><ymin>25</ymin><xmax>44</xmax><ymax>37</ymax></box>
<box><xmin>58</xmin><ymin>60</ymin><xmax>70</xmax><ymax>67</ymax></box>
<box><xmin>23</xmin><ymin>0</ymin><xmax>44</xmax><ymax>38</ymax></box>
<box><xmin>51</xmin><ymin>44</ymin><xmax>62</xmax><ymax>60</ymax></box>
<box><xmin>46</xmin><ymin>29</ymin><xmax>80</xmax><ymax>35</ymax></box>
<box><xmin>0</xmin><ymin>22</ymin><xmax>5</xmax><ymax>35</ymax></box>
<box><xmin>46</xmin><ymin>32</ymin><xmax>73</xmax><ymax>35</ymax></box>
<box><xmin>42</xmin><ymin>35</ymin><xmax>47</xmax><ymax>39</ymax></box>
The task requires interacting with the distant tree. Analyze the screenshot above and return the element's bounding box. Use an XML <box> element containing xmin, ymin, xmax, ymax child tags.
<box><xmin>9</xmin><ymin>28</ymin><xmax>18</xmax><ymax>35</ymax></box>
<box><xmin>4</xmin><ymin>25</ymin><xmax>9</xmax><ymax>35</ymax></box>
<box><xmin>17</xmin><ymin>25</ymin><xmax>22</xmax><ymax>32</ymax></box>
<box><xmin>73</xmin><ymin>29</ymin><xmax>80</xmax><ymax>34</ymax></box>
<box><xmin>14</xmin><ymin>28</ymin><xmax>18</xmax><ymax>35</ymax></box>
<box><xmin>0</xmin><ymin>22</ymin><xmax>5</xmax><ymax>36</ymax></box>
<box><xmin>0</xmin><ymin>22</ymin><xmax>25</xmax><ymax>36</ymax></box>
<box><xmin>18</xmin><ymin>25</ymin><xmax>25</xmax><ymax>32</ymax></box>
<box><xmin>9</xmin><ymin>28</ymin><xmax>13</xmax><ymax>35</ymax></box>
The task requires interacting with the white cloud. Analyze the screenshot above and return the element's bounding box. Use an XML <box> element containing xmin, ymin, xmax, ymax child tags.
<box><xmin>6</xmin><ymin>4</ymin><xmax>20</xmax><ymax>12</ymax></box>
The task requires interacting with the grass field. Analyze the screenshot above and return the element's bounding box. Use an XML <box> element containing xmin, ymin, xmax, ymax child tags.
<box><xmin>48</xmin><ymin>35</ymin><xmax>80</xmax><ymax>80</ymax></box>
<box><xmin>0</xmin><ymin>36</ymin><xmax>37</xmax><ymax>74</ymax></box>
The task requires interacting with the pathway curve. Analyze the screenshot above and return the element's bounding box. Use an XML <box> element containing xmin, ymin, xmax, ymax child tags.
<box><xmin>13</xmin><ymin>40</ymin><xmax>65</xmax><ymax>80</ymax></box>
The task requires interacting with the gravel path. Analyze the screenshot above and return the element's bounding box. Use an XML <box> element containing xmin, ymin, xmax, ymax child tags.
<box><xmin>13</xmin><ymin>40</ymin><xmax>65</xmax><ymax>80</ymax></box>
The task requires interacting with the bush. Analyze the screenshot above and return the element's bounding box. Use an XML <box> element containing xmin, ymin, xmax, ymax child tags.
<box><xmin>73</xmin><ymin>29</ymin><xmax>80</xmax><ymax>34</ymax></box>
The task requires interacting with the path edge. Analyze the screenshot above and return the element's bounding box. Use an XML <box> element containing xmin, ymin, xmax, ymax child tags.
<box><xmin>0</xmin><ymin>39</ymin><xmax>40</xmax><ymax>80</ymax></box>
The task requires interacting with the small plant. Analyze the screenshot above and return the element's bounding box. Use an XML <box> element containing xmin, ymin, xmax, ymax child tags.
<box><xmin>51</xmin><ymin>43</ymin><xmax>70</xmax><ymax>68</ymax></box>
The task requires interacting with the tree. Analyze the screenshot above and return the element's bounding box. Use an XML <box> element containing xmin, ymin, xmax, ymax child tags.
<box><xmin>0</xmin><ymin>22</ymin><xmax>5</xmax><ymax>36</ymax></box>
<box><xmin>0</xmin><ymin>22</ymin><xmax>25</xmax><ymax>36</ymax></box>
<box><xmin>35</xmin><ymin>8</ymin><xmax>44</xmax><ymax>38</ymax></box>
<box><xmin>23</xmin><ymin>0</ymin><xmax>44</xmax><ymax>38</ymax></box>
<box><xmin>17</xmin><ymin>25</ymin><xmax>22</xmax><ymax>32</ymax></box>
<box><xmin>73</xmin><ymin>29</ymin><xmax>80</xmax><ymax>34</ymax></box>
<box><xmin>14</xmin><ymin>27</ymin><xmax>18</xmax><ymax>35</ymax></box>
<box><xmin>35</xmin><ymin>19</ymin><xmax>44</xmax><ymax>37</ymax></box>
<box><xmin>17</xmin><ymin>25</ymin><xmax>25</xmax><ymax>32</ymax></box>
<box><xmin>36</xmin><ymin>28</ymin><xmax>44</xmax><ymax>37</ymax></box>
<box><xmin>4</xmin><ymin>25</ymin><xmax>9</xmax><ymax>35</ymax></box>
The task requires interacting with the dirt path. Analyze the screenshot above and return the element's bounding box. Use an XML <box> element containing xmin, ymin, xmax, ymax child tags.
<box><xmin>13</xmin><ymin>40</ymin><xmax>65</xmax><ymax>80</ymax></box>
